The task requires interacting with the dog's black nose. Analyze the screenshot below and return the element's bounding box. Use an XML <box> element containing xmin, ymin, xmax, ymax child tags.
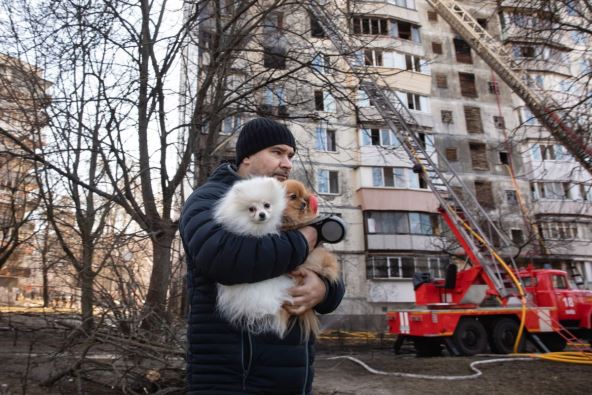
<box><xmin>259</xmin><ymin>212</ymin><xmax>267</xmax><ymax>220</ymax></box>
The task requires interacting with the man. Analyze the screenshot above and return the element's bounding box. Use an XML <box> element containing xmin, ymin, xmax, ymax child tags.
<box><xmin>179</xmin><ymin>117</ymin><xmax>345</xmax><ymax>394</ymax></box>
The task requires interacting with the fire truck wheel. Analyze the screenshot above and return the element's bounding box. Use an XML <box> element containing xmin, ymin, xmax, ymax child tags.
<box><xmin>452</xmin><ymin>318</ymin><xmax>487</xmax><ymax>356</ymax></box>
<box><xmin>538</xmin><ymin>333</ymin><xmax>567</xmax><ymax>352</ymax></box>
<box><xmin>489</xmin><ymin>318</ymin><xmax>525</xmax><ymax>354</ymax></box>
<box><xmin>413</xmin><ymin>338</ymin><xmax>442</xmax><ymax>357</ymax></box>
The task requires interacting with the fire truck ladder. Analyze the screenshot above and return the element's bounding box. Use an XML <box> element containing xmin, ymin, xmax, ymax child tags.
<box><xmin>306</xmin><ymin>1</ymin><xmax>521</xmax><ymax>299</ymax></box>
<box><xmin>426</xmin><ymin>0</ymin><xmax>592</xmax><ymax>174</ymax></box>
<box><xmin>569</xmin><ymin>262</ymin><xmax>586</xmax><ymax>289</ymax></box>
<box><xmin>423</xmin><ymin>0</ymin><xmax>592</xmax><ymax>353</ymax></box>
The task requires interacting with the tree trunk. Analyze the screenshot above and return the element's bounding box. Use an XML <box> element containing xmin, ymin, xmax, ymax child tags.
<box><xmin>141</xmin><ymin>229</ymin><xmax>175</xmax><ymax>329</ymax></box>
<box><xmin>42</xmin><ymin>268</ymin><xmax>49</xmax><ymax>308</ymax></box>
<box><xmin>80</xmin><ymin>246</ymin><xmax>95</xmax><ymax>334</ymax></box>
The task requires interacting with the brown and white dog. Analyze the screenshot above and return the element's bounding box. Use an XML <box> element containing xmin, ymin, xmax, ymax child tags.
<box><xmin>282</xmin><ymin>179</ymin><xmax>340</xmax><ymax>339</ymax></box>
<box><xmin>213</xmin><ymin>177</ymin><xmax>340</xmax><ymax>340</ymax></box>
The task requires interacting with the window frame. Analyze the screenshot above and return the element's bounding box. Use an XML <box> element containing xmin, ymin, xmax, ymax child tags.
<box><xmin>317</xmin><ymin>169</ymin><xmax>339</xmax><ymax>194</ymax></box>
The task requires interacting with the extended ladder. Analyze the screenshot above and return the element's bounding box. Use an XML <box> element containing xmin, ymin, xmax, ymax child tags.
<box><xmin>569</xmin><ymin>262</ymin><xmax>586</xmax><ymax>289</ymax></box>
<box><xmin>306</xmin><ymin>0</ymin><xmax>521</xmax><ymax>299</ymax></box>
<box><xmin>426</xmin><ymin>0</ymin><xmax>592</xmax><ymax>174</ymax></box>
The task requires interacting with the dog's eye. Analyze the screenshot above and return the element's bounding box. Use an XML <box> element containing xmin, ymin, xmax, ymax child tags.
<box><xmin>264</xmin><ymin>203</ymin><xmax>270</xmax><ymax>209</ymax></box>
<box><xmin>289</xmin><ymin>194</ymin><xmax>297</xmax><ymax>200</ymax></box>
<box><xmin>249</xmin><ymin>206</ymin><xmax>256</xmax><ymax>212</ymax></box>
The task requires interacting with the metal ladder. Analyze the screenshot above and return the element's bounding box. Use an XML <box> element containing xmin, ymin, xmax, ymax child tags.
<box><xmin>306</xmin><ymin>0</ymin><xmax>520</xmax><ymax>299</ymax></box>
<box><xmin>426</xmin><ymin>0</ymin><xmax>592</xmax><ymax>174</ymax></box>
<box><xmin>569</xmin><ymin>262</ymin><xmax>586</xmax><ymax>289</ymax></box>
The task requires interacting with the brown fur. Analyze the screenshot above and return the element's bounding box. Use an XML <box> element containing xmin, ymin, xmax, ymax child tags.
<box><xmin>282</xmin><ymin>179</ymin><xmax>341</xmax><ymax>341</ymax></box>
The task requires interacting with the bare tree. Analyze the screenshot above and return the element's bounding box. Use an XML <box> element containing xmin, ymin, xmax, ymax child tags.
<box><xmin>0</xmin><ymin>0</ymin><xmax>368</xmax><ymax>329</ymax></box>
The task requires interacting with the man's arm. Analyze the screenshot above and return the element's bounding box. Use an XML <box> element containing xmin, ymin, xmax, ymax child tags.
<box><xmin>180</xmin><ymin>188</ymin><xmax>309</xmax><ymax>285</ymax></box>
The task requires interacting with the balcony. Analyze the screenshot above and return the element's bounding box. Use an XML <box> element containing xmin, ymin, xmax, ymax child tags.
<box><xmin>354</xmin><ymin>1</ymin><xmax>420</xmax><ymax>24</ymax></box>
<box><xmin>531</xmin><ymin>200</ymin><xmax>592</xmax><ymax>216</ymax></box>
<box><xmin>367</xmin><ymin>233</ymin><xmax>444</xmax><ymax>251</ymax></box>
<box><xmin>539</xmin><ymin>239</ymin><xmax>592</xmax><ymax>258</ymax></box>
<box><xmin>356</xmin><ymin>188</ymin><xmax>439</xmax><ymax>211</ymax></box>
<box><xmin>380</xmin><ymin>70</ymin><xmax>431</xmax><ymax>96</ymax></box>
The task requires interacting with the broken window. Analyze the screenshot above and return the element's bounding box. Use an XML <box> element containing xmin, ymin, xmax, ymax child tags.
<box><xmin>310</xmin><ymin>13</ymin><xmax>326</xmax><ymax>37</ymax></box>
<box><xmin>493</xmin><ymin>116</ymin><xmax>505</xmax><ymax>129</ymax></box>
<box><xmin>314</xmin><ymin>90</ymin><xmax>323</xmax><ymax>111</ymax></box>
<box><xmin>470</xmin><ymin>142</ymin><xmax>489</xmax><ymax>170</ymax></box>
<box><xmin>506</xmin><ymin>190</ymin><xmax>518</xmax><ymax>204</ymax></box>
<box><xmin>360</xmin><ymin>128</ymin><xmax>399</xmax><ymax>147</ymax></box>
<box><xmin>432</xmin><ymin>41</ymin><xmax>443</xmax><ymax>54</ymax></box>
<box><xmin>435</xmin><ymin>73</ymin><xmax>448</xmax><ymax>88</ymax></box>
<box><xmin>454</xmin><ymin>37</ymin><xmax>472</xmax><ymax>64</ymax></box>
<box><xmin>263</xmin><ymin>46</ymin><xmax>287</xmax><ymax>69</ymax></box>
<box><xmin>459</xmin><ymin>72</ymin><xmax>478</xmax><ymax>97</ymax></box>
<box><xmin>488</xmin><ymin>81</ymin><xmax>500</xmax><ymax>95</ymax></box>
<box><xmin>427</xmin><ymin>10</ymin><xmax>438</xmax><ymax>22</ymax></box>
<box><xmin>407</xmin><ymin>93</ymin><xmax>421</xmax><ymax>111</ymax></box>
<box><xmin>511</xmin><ymin>229</ymin><xmax>524</xmax><ymax>245</ymax></box>
<box><xmin>464</xmin><ymin>106</ymin><xmax>483</xmax><ymax>133</ymax></box>
<box><xmin>314</xmin><ymin>90</ymin><xmax>336</xmax><ymax>112</ymax></box>
<box><xmin>521</xmin><ymin>46</ymin><xmax>536</xmax><ymax>58</ymax></box>
<box><xmin>441</xmin><ymin>110</ymin><xmax>453</xmax><ymax>124</ymax></box>
<box><xmin>391</xmin><ymin>19</ymin><xmax>421</xmax><ymax>43</ymax></box>
<box><xmin>475</xmin><ymin>180</ymin><xmax>495</xmax><ymax>209</ymax></box>
<box><xmin>445</xmin><ymin>147</ymin><xmax>458</xmax><ymax>161</ymax></box>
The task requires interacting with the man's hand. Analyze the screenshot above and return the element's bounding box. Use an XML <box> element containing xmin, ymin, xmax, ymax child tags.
<box><xmin>284</xmin><ymin>267</ymin><xmax>327</xmax><ymax>316</ymax></box>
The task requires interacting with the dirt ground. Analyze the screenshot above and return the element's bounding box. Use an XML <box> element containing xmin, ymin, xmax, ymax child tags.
<box><xmin>0</xmin><ymin>312</ymin><xmax>590</xmax><ymax>394</ymax></box>
<box><xmin>313</xmin><ymin>349</ymin><xmax>590</xmax><ymax>395</ymax></box>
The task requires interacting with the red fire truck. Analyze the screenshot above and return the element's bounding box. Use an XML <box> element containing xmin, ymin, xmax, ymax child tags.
<box><xmin>388</xmin><ymin>262</ymin><xmax>592</xmax><ymax>356</ymax></box>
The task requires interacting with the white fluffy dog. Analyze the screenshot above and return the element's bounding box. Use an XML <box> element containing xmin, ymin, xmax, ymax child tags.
<box><xmin>213</xmin><ymin>176</ymin><xmax>294</xmax><ymax>337</ymax></box>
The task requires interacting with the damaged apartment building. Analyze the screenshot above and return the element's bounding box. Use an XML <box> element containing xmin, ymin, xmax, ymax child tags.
<box><xmin>183</xmin><ymin>0</ymin><xmax>592</xmax><ymax>331</ymax></box>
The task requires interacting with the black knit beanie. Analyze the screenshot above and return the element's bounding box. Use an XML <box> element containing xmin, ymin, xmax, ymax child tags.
<box><xmin>235</xmin><ymin>118</ymin><xmax>296</xmax><ymax>165</ymax></box>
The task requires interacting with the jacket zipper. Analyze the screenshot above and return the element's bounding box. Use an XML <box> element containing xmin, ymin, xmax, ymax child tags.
<box><xmin>302</xmin><ymin>339</ymin><xmax>309</xmax><ymax>395</ymax></box>
<box><xmin>242</xmin><ymin>330</ymin><xmax>252</xmax><ymax>391</ymax></box>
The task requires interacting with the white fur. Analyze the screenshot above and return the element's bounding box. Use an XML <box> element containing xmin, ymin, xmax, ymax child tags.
<box><xmin>213</xmin><ymin>176</ymin><xmax>295</xmax><ymax>337</ymax></box>
<box><xmin>216</xmin><ymin>275</ymin><xmax>294</xmax><ymax>336</ymax></box>
<box><xmin>213</xmin><ymin>176</ymin><xmax>286</xmax><ymax>237</ymax></box>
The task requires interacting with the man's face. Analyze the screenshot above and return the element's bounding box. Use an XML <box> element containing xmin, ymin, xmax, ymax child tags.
<box><xmin>238</xmin><ymin>144</ymin><xmax>295</xmax><ymax>181</ymax></box>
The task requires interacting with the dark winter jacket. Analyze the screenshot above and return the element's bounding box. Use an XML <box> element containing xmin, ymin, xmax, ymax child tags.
<box><xmin>179</xmin><ymin>163</ymin><xmax>345</xmax><ymax>394</ymax></box>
